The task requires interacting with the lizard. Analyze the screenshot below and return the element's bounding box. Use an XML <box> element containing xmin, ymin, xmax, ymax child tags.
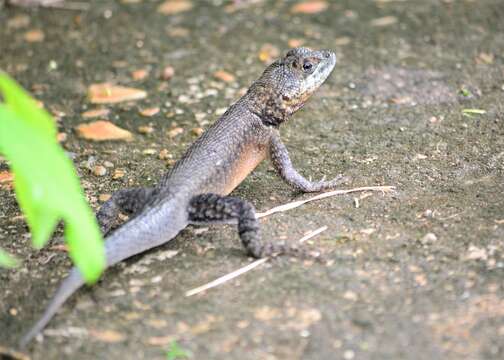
<box><xmin>19</xmin><ymin>47</ymin><xmax>340</xmax><ymax>346</ymax></box>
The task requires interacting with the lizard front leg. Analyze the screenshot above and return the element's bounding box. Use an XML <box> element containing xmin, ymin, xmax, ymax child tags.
<box><xmin>97</xmin><ymin>187</ymin><xmax>154</xmax><ymax>235</ymax></box>
<box><xmin>269</xmin><ymin>132</ymin><xmax>345</xmax><ymax>192</ymax></box>
<box><xmin>188</xmin><ymin>193</ymin><xmax>305</xmax><ymax>258</ymax></box>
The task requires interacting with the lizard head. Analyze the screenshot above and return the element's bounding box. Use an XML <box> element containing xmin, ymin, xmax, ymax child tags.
<box><xmin>248</xmin><ymin>47</ymin><xmax>336</xmax><ymax>126</ymax></box>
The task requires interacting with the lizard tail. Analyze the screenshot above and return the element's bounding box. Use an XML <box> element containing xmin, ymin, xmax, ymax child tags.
<box><xmin>19</xmin><ymin>268</ymin><xmax>84</xmax><ymax>347</ymax></box>
<box><xmin>19</xmin><ymin>199</ymin><xmax>189</xmax><ymax>348</ymax></box>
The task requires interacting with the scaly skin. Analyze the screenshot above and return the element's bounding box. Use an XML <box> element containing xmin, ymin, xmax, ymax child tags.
<box><xmin>20</xmin><ymin>47</ymin><xmax>339</xmax><ymax>346</ymax></box>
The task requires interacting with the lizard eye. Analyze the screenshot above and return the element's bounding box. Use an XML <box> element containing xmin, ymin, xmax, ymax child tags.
<box><xmin>302</xmin><ymin>61</ymin><xmax>313</xmax><ymax>72</ymax></box>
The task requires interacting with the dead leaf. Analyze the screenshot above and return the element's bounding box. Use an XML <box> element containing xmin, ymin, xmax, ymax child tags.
<box><xmin>89</xmin><ymin>329</ymin><xmax>126</xmax><ymax>343</ymax></box>
<box><xmin>213</xmin><ymin>70</ymin><xmax>235</xmax><ymax>83</ymax></box>
<box><xmin>131</xmin><ymin>68</ymin><xmax>149</xmax><ymax>81</ymax></box>
<box><xmin>139</xmin><ymin>107</ymin><xmax>160</xmax><ymax>117</ymax></box>
<box><xmin>147</xmin><ymin>335</ymin><xmax>175</xmax><ymax>346</ymax></box>
<box><xmin>291</xmin><ymin>1</ymin><xmax>328</xmax><ymax>14</ymax></box>
<box><xmin>24</xmin><ymin>29</ymin><xmax>44</xmax><ymax>42</ymax></box>
<box><xmin>76</xmin><ymin>121</ymin><xmax>133</xmax><ymax>141</ymax></box>
<box><xmin>88</xmin><ymin>83</ymin><xmax>147</xmax><ymax>104</ymax></box>
<box><xmin>82</xmin><ymin>108</ymin><xmax>110</xmax><ymax>118</ymax></box>
<box><xmin>158</xmin><ymin>0</ymin><xmax>193</xmax><ymax>15</ymax></box>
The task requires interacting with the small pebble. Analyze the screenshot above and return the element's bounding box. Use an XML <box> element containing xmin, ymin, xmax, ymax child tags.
<box><xmin>139</xmin><ymin>107</ymin><xmax>160</xmax><ymax>117</ymax></box>
<box><xmin>420</xmin><ymin>233</ymin><xmax>437</xmax><ymax>245</ymax></box>
<box><xmin>161</xmin><ymin>66</ymin><xmax>175</xmax><ymax>80</ymax></box>
<box><xmin>138</xmin><ymin>125</ymin><xmax>155</xmax><ymax>134</ymax></box>
<box><xmin>93</xmin><ymin>165</ymin><xmax>107</xmax><ymax>176</ymax></box>
<box><xmin>143</xmin><ymin>149</ymin><xmax>157</xmax><ymax>155</ymax></box>
<box><xmin>113</xmin><ymin>169</ymin><xmax>126</xmax><ymax>179</ymax></box>
<box><xmin>99</xmin><ymin>194</ymin><xmax>112</xmax><ymax>202</ymax></box>
<box><xmin>159</xmin><ymin>149</ymin><xmax>172</xmax><ymax>160</ymax></box>
<box><xmin>191</xmin><ymin>127</ymin><xmax>204</xmax><ymax>136</ymax></box>
<box><xmin>167</xmin><ymin>127</ymin><xmax>184</xmax><ymax>138</ymax></box>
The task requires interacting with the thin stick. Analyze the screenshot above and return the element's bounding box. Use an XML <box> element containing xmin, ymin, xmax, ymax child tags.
<box><xmin>185</xmin><ymin>226</ymin><xmax>328</xmax><ymax>297</ymax></box>
<box><xmin>256</xmin><ymin>185</ymin><xmax>395</xmax><ymax>219</ymax></box>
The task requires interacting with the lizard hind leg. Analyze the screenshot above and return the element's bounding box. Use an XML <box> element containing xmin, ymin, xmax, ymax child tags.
<box><xmin>188</xmin><ymin>193</ymin><xmax>303</xmax><ymax>259</ymax></box>
<box><xmin>96</xmin><ymin>187</ymin><xmax>154</xmax><ymax>235</ymax></box>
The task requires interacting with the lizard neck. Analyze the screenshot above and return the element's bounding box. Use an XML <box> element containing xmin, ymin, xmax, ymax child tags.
<box><xmin>242</xmin><ymin>83</ymin><xmax>291</xmax><ymax>128</ymax></box>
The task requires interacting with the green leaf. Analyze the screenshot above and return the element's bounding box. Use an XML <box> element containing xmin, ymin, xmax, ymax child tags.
<box><xmin>0</xmin><ymin>73</ymin><xmax>104</xmax><ymax>283</ymax></box>
<box><xmin>0</xmin><ymin>248</ymin><xmax>19</xmax><ymax>268</ymax></box>
<box><xmin>166</xmin><ymin>341</ymin><xmax>191</xmax><ymax>360</ymax></box>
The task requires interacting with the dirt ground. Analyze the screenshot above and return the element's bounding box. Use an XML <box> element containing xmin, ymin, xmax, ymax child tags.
<box><xmin>1</xmin><ymin>0</ymin><xmax>503</xmax><ymax>359</ymax></box>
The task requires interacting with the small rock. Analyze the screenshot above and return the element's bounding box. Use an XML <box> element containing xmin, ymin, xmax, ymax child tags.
<box><xmin>138</xmin><ymin>125</ymin><xmax>154</xmax><ymax>134</ymax></box>
<box><xmin>342</xmin><ymin>290</ymin><xmax>358</xmax><ymax>301</ymax></box>
<box><xmin>159</xmin><ymin>149</ymin><xmax>172</xmax><ymax>160</ymax></box>
<box><xmin>191</xmin><ymin>127</ymin><xmax>204</xmax><ymax>136</ymax></box>
<box><xmin>99</xmin><ymin>194</ymin><xmax>112</xmax><ymax>202</ymax></box>
<box><xmin>157</xmin><ymin>0</ymin><xmax>193</xmax><ymax>15</ymax></box>
<box><xmin>167</xmin><ymin>127</ymin><xmax>184</xmax><ymax>138</ymax></box>
<box><xmin>139</xmin><ymin>107</ymin><xmax>160</xmax><ymax>117</ymax></box>
<box><xmin>103</xmin><ymin>161</ymin><xmax>114</xmax><ymax>168</ymax></box>
<box><xmin>420</xmin><ymin>233</ymin><xmax>437</xmax><ymax>245</ymax></box>
<box><xmin>113</xmin><ymin>169</ymin><xmax>126</xmax><ymax>179</ymax></box>
<box><xmin>93</xmin><ymin>165</ymin><xmax>107</xmax><ymax>176</ymax></box>
<box><xmin>161</xmin><ymin>65</ymin><xmax>175</xmax><ymax>80</ymax></box>
<box><xmin>142</xmin><ymin>149</ymin><xmax>157</xmax><ymax>155</ymax></box>
<box><xmin>57</xmin><ymin>132</ymin><xmax>67</xmax><ymax>143</ymax></box>
<box><xmin>131</xmin><ymin>68</ymin><xmax>149</xmax><ymax>81</ymax></box>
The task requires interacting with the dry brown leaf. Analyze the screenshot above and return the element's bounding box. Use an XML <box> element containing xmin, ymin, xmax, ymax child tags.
<box><xmin>89</xmin><ymin>329</ymin><xmax>126</xmax><ymax>343</ymax></box>
<box><xmin>88</xmin><ymin>83</ymin><xmax>147</xmax><ymax>104</ymax></box>
<box><xmin>158</xmin><ymin>0</ymin><xmax>193</xmax><ymax>15</ymax></box>
<box><xmin>24</xmin><ymin>29</ymin><xmax>44</xmax><ymax>42</ymax></box>
<box><xmin>82</xmin><ymin>108</ymin><xmax>110</xmax><ymax>119</ymax></box>
<box><xmin>139</xmin><ymin>107</ymin><xmax>160</xmax><ymax>117</ymax></box>
<box><xmin>213</xmin><ymin>70</ymin><xmax>235</xmax><ymax>83</ymax></box>
<box><xmin>131</xmin><ymin>68</ymin><xmax>149</xmax><ymax>81</ymax></box>
<box><xmin>76</xmin><ymin>121</ymin><xmax>133</xmax><ymax>141</ymax></box>
<box><xmin>291</xmin><ymin>1</ymin><xmax>328</xmax><ymax>14</ymax></box>
<box><xmin>147</xmin><ymin>335</ymin><xmax>176</xmax><ymax>346</ymax></box>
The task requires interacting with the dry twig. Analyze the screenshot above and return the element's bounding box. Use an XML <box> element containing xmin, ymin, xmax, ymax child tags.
<box><xmin>185</xmin><ymin>226</ymin><xmax>328</xmax><ymax>297</ymax></box>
